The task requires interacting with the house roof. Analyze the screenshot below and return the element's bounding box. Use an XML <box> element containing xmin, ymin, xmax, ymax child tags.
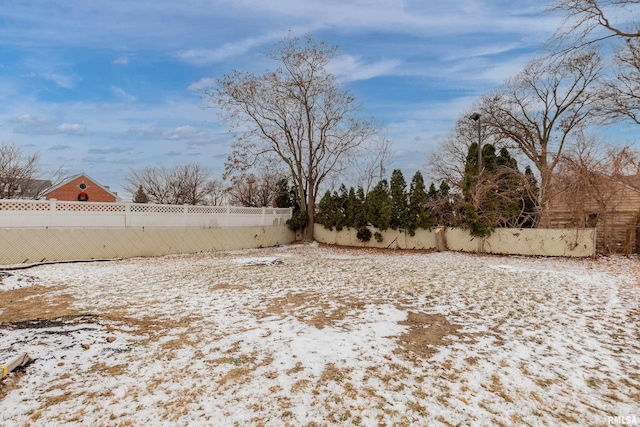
<box><xmin>0</xmin><ymin>177</ymin><xmax>52</xmax><ymax>199</ymax></box>
<box><xmin>619</xmin><ymin>174</ymin><xmax>640</xmax><ymax>191</ymax></box>
<box><xmin>550</xmin><ymin>171</ymin><xmax>640</xmax><ymax>202</ymax></box>
<box><xmin>42</xmin><ymin>173</ymin><xmax>119</xmax><ymax>200</ymax></box>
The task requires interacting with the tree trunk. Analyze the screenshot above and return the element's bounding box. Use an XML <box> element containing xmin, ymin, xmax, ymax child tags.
<box><xmin>537</xmin><ymin>167</ymin><xmax>553</xmax><ymax>228</ymax></box>
<box><xmin>304</xmin><ymin>188</ymin><xmax>315</xmax><ymax>242</ymax></box>
<box><xmin>435</xmin><ymin>227</ymin><xmax>447</xmax><ymax>252</ymax></box>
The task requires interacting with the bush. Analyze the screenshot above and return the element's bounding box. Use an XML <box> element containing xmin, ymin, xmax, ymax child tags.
<box><xmin>463</xmin><ymin>203</ymin><xmax>492</xmax><ymax>237</ymax></box>
<box><xmin>356</xmin><ymin>226</ymin><xmax>372</xmax><ymax>242</ymax></box>
<box><xmin>374</xmin><ymin>231</ymin><xmax>383</xmax><ymax>242</ymax></box>
<box><xmin>286</xmin><ymin>210</ymin><xmax>310</xmax><ymax>231</ymax></box>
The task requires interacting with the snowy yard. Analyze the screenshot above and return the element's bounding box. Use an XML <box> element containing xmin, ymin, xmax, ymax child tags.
<box><xmin>1</xmin><ymin>243</ymin><xmax>639</xmax><ymax>426</ymax></box>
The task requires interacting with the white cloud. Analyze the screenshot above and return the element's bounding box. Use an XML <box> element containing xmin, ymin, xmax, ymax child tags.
<box><xmin>14</xmin><ymin>114</ymin><xmax>44</xmax><ymax>124</ymax></box>
<box><xmin>10</xmin><ymin>115</ymin><xmax>86</xmax><ymax>135</ymax></box>
<box><xmin>121</xmin><ymin>125</ymin><xmax>210</xmax><ymax>141</ymax></box>
<box><xmin>113</xmin><ymin>56</ymin><xmax>130</xmax><ymax>65</ymax></box>
<box><xmin>87</xmin><ymin>146</ymin><xmax>134</xmax><ymax>154</ymax></box>
<box><xmin>164</xmin><ymin>125</ymin><xmax>208</xmax><ymax>140</ymax></box>
<box><xmin>176</xmin><ymin>31</ymin><xmax>284</xmax><ymax>65</ymax></box>
<box><xmin>188</xmin><ymin>77</ymin><xmax>216</xmax><ymax>91</ymax></box>
<box><xmin>328</xmin><ymin>55</ymin><xmax>402</xmax><ymax>82</ymax></box>
<box><xmin>49</xmin><ymin>145</ymin><xmax>72</xmax><ymax>151</ymax></box>
<box><xmin>111</xmin><ymin>86</ymin><xmax>137</xmax><ymax>102</ymax></box>
<box><xmin>42</xmin><ymin>71</ymin><xmax>79</xmax><ymax>89</ymax></box>
<box><xmin>56</xmin><ymin>123</ymin><xmax>86</xmax><ymax>135</ymax></box>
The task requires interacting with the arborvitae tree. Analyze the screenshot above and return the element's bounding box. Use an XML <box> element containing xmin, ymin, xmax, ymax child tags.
<box><xmin>337</xmin><ymin>184</ymin><xmax>349</xmax><ymax>209</ymax></box>
<box><xmin>462</xmin><ymin>143</ymin><xmax>498</xmax><ymax>235</ymax></box>
<box><xmin>463</xmin><ymin>202</ymin><xmax>491</xmax><ymax>237</ymax></box>
<box><xmin>332</xmin><ymin>184</ymin><xmax>349</xmax><ymax>230</ymax></box>
<box><xmin>333</xmin><ymin>208</ymin><xmax>347</xmax><ymax>231</ymax></box>
<box><xmin>427</xmin><ymin>183</ymin><xmax>438</xmax><ymax>199</ymax></box>
<box><xmin>367</xmin><ymin>179</ymin><xmax>392</xmax><ymax>230</ymax></box>
<box><xmin>133</xmin><ymin>185</ymin><xmax>149</xmax><ymax>203</ymax></box>
<box><xmin>356</xmin><ymin>186</ymin><xmax>367</xmax><ymax>225</ymax></box>
<box><xmin>427</xmin><ymin>180</ymin><xmax>456</xmax><ymax>227</ymax></box>
<box><xmin>462</xmin><ymin>143</ymin><xmax>536</xmax><ymax>233</ymax></box>
<box><xmin>346</xmin><ymin>187</ymin><xmax>366</xmax><ymax>228</ymax></box>
<box><xmin>407</xmin><ymin>171</ymin><xmax>432</xmax><ymax>235</ymax></box>
<box><xmin>439</xmin><ymin>181</ymin><xmax>450</xmax><ymax>197</ymax></box>
<box><xmin>275</xmin><ymin>178</ymin><xmax>300</xmax><ymax>211</ymax></box>
<box><xmin>463</xmin><ymin>142</ymin><xmax>480</xmax><ymax>200</ymax></box>
<box><xmin>389</xmin><ymin>169</ymin><xmax>409</xmax><ymax>230</ymax></box>
<box><xmin>316</xmin><ymin>190</ymin><xmax>335</xmax><ymax>229</ymax></box>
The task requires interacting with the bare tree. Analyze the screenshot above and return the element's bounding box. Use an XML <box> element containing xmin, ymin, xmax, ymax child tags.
<box><xmin>226</xmin><ymin>170</ymin><xmax>283</xmax><ymax>207</ymax></box>
<box><xmin>176</xmin><ymin>163</ymin><xmax>211</xmax><ymax>205</ymax></box>
<box><xmin>202</xmin><ymin>179</ymin><xmax>227</xmax><ymax>206</ymax></box>
<box><xmin>554</xmin><ymin>129</ymin><xmax>640</xmax><ymax>252</ymax></box>
<box><xmin>209</xmin><ymin>35</ymin><xmax>378</xmax><ymax>240</ymax></box>
<box><xmin>124</xmin><ymin>163</ymin><xmax>213</xmax><ymax>205</ymax></box>
<box><xmin>481</xmin><ymin>49</ymin><xmax>604</xmax><ymax>226</ymax></box>
<box><xmin>551</xmin><ymin>0</ymin><xmax>640</xmax><ymax>48</ymax></box>
<box><xmin>428</xmin><ymin>112</ymin><xmax>510</xmax><ymax>191</ymax></box>
<box><xmin>349</xmin><ymin>134</ymin><xmax>394</xmax><ymax>194</ymax></box>
<box><xmin>0</xmin><ymin>143</ymin><xmax>62</xmax><ymax>199</ymax></box>
<box><xmin>551</xmin><ymin>0</ymin><xmax>640</xmax><ymax>123</ymax></box>
<box><xmin>601</xmin><ymin>37</ymin><xmax>640</xmax><ymax>124</ymax></box>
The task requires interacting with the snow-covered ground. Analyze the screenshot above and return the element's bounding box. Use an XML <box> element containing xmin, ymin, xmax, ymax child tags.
<box><xmin>1</xmin><ymin>243</ymin><xmax>638</xmax><ymax>426</ymax></box>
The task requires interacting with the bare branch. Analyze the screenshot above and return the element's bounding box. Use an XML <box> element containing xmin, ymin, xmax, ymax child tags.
<box><xmin>124</xmin><ymin>163</ymin><xmax>213</xmax><ymax>205</ymax></box>
<box><xmin>208</xmin><ymin>35</ymin><xmax>379</xmax><ymax>240</ymax></box>
<box><xmin>481</xmin><ymin>49</ymin><xmax>603</xmax><ymax>226</ymax></box>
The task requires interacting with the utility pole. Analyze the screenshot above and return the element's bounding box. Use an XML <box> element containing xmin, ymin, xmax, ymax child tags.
<box><xmin>470</xmin><ymin>113</ymin><xmax>482</xmax><ymax>253</ymax></box>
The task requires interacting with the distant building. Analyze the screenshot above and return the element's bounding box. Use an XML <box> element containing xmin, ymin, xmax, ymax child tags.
<box><xmin>0</xmin><ymin>178</ymin><xmax>52</xmax><ymax>199</ymax></box>
<box><xmin>43</xmin><ymin>173</ymin><xmax>119</xmax><ymax>203</ymax></box>
<box><xmin>548</xmin><ymin>174</ymin><xmax>640</xmax><ymax>254</ymax></box>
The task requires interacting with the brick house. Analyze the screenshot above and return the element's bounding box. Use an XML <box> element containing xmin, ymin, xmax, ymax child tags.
<box><xmin>548</xmin><ymin>174</ymin><xmax>640</xmax><ymax>254</ymax></box>
<box><xmin>43</xmin><ymin>173</ymin><xmax>119</xmax><ymax>203</ymax></box>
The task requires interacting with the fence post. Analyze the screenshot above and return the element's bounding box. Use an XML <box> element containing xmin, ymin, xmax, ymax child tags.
<box><xmin>262</xmin><ymin>206</ymin><xmax>266</xmax><ymax>226</ymax></box>
<box><xmin>226</xmin><ymin>206</ymin><xmax>231</xmax><ymax>227</ymax></box>
<box><xmin>125</xmin><ymin>203</ymin><xmax>131</xmax><ymax>228</ymax></box>
<box><xmin>50</xmin><ymin>199</ymin><xmax>57</xmax><ymax>227</ymax></box>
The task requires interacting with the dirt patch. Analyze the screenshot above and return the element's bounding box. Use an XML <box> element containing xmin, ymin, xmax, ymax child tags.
<box><xmin>261</xmin><ymin>291</ymin><xmax>379</xmax><ymax>329</ymax></box>
<box><xmin>0</xmin><ymin>370</ymin><xmax>27</xmax><ymax>401</ymax></box>
<box><xmin>3</xmin><ymin>314</ymin><xmax>100</xmax><ymax>330</ymax></box>
<box><xmin>263</xmin><ymin>292</ymin><xmax>342</xmax><ymax>329</ymax></box>
<box><xmin>395</xmin><ymin>312</ymin><xmax>462</xmax><ymax>361</ymax></box>
<box><xmin>318</xmin><ymin>363</ymin><xmax>351</xmax><ymax>386</ymax></box>
<box><xmin>217</xmin><ymin>367</ymin><xmax>252</xmax><ymax>388</ymax></box>
<box><xmin>210</xmin><ymin>284</ymin><xmax>249</xmax><ymax>291</ymax></box>
<box><xmin>0</xmin><ymin>285</ymin><xmax>80</xmax><ymax>324</ymax></box>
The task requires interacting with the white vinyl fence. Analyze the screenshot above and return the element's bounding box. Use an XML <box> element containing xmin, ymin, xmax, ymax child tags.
<box><xmin>0</xmin><ymin>199</ymin><xmax>293</xmax><ymax>229</ymax></box>
<box><xmin>313</xmin><ymin>224</ymin><xmax>596</xmax><ymax>257</ymax></box>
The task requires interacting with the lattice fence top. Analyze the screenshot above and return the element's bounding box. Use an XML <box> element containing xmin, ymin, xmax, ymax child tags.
<box><xmin>129</xmin><ymin>204</ymin><xmax>185</xmax><ymax>214</ymax></box>
<box><xmin>56</xmin><ymin>202</ymin><xmax>126</xmax><ymax>212</ymax></box>
<box><xmin>0</xmin><ymin>200</ymin><xmax>51</xmax><ymax>211</ymax></box>
<box><xmin>187</xmin><ymin>206</ymin><xmax>229</xmax><ymax>214</ymax></box>
<box><xmin>0</xmin><ymin>199</ymin><xmax>291</xmax><ymax>218</ymax></box>
<box><xmin>230</xmin><ymin>207</ymin><xmax>265</xmax><ymax>215</ymax></box>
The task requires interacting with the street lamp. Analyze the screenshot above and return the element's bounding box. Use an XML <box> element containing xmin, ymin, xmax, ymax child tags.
<box><xmin>469</xmin><ymin>113</ymin><xmax>481</xmax><ymax>178</ymax></box>
<box><xmin>469</xmin><ymin>113</ymin><xmax>482</xmax><ymax>253</ymax></box>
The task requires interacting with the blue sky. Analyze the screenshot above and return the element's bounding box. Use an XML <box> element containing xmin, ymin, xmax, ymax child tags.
<box><xmin>0</xmin><ymin>0</ymin><xmax>587</xmax><ymax>196</ymax></box>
